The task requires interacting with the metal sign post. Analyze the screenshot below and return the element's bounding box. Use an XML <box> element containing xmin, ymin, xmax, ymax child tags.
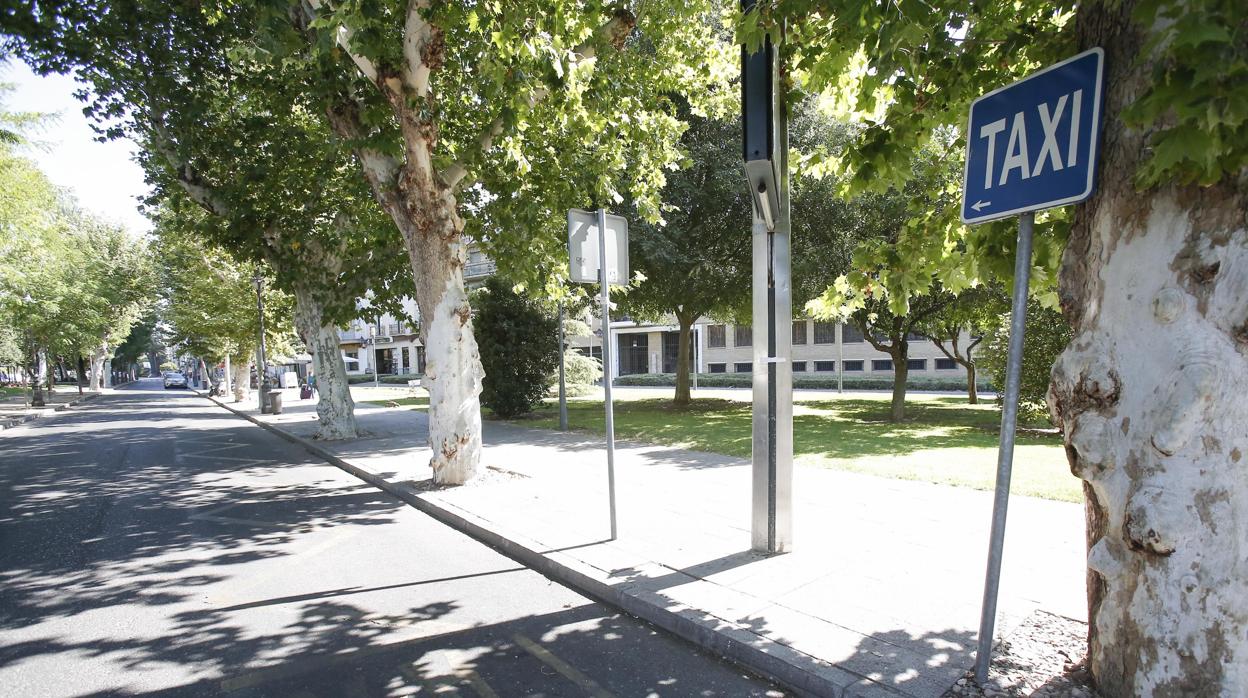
<box><xmin>558</xmin><ymin>302</ymin><xmax>568</xmax><ymax>431</ymax></box>
<box><xmin>568</xmin><ymin>208</ymin><xmax>629</xmax><ymax>540</ymax></box>
<box><xmin>742</xmin><ymin>1</ymin><xmax>793</xmax><ymax>554</ymax></box>
<box><xmin>965</xmin><ymin>47</ymin><xmax>1104</xmax><ymax>683</ymax></box>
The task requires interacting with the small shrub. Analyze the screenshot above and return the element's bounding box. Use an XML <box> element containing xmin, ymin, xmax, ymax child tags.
<box><xmin>158</xmin><ymin>361</ymin><xmax>177</xmax><ymax>372</ymax></box>
<box><xmin>979</xmin><ymin>300</ymin><xmax>1072</xmax><ymax>424</ymax></box>
<box><xmin>474</xmin><ymin>277</ymin><xmax>559</xmax><ymax>417</ymax></box>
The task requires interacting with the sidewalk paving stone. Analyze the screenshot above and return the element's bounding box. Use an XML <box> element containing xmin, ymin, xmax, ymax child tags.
<box><xmin>203</xmin><ymin>387</ymin><xmax>1086</xmax><ymax>698</ymax></box>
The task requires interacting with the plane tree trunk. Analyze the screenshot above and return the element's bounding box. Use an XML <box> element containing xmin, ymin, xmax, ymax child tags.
<box><xmin>327</xmin><ymin>105</ymin><xmax>484</xmax><ymax>485</ymax></box>
<box><xmin>292</xmin><ymin>285</ymin><xmax>358</xmax><ymax>440</ymax></box>
<box><xmin>889</xmin><ymin>345</ymin><xmax>908</xmax><ymax>422</ymax></box>
<box><xmin>230</xmin><ymin>357</ymin><xmax>251</xmax><ymax>403</ymax></box>
<box><xmin>1047</xmin><ymin>3</ymin><xmax>1248</xmax><ymax>694</ymax></box>
<box><xmin>673</xmin><ymin>311</ymin><xmax>696</xmax><ymax>407</ymax></box>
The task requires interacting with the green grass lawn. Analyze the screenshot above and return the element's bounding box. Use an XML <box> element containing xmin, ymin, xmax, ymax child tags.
<box><xmin>367</xmin><ymin>396</ymin><xmax>429</xmax><ymax>409</ymax></box>
<box><xmin>353</xmin><ymin>384</ymin><xmax>429</xmax><ymax>410</ymax></box>
<box><xmin>0</xmin><ymin>386</ymin><xmax>25</xmax><ymax>400</ymax></box>
<box><xmin>517</xmin><ymin>395</ymin><xmax>1078</xmax><ymax>502</ymax></box>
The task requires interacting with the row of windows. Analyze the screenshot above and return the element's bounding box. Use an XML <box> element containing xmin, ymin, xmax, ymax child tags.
<box><xmin>706</xmin><ymin>357</ymin><xmax>959</xmax><ymax>374</ymax></box>
<box><xmin>706</xmin><ymin>322</ymin><xmax>871</xmax><ymax>349</ymax></box>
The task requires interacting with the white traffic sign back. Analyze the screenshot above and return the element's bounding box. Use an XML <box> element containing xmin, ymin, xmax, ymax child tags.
<box><xmin>962</xmin><ymin>48</ymin><xmax>1104</xmax><ymax>224</ymax></box>
<box><xmin>568</xmin><ymin>209</ymin><xmax>629</xmax><ymax>285</ymax></box>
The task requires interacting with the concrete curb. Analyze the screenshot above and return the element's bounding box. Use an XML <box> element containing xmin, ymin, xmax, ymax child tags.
<box><xmin>0</xmin><ymin>391</ymin><xmax>104</xmax><ymax>430</ymax></box>
<box><xmin>194</xmin><ymin>391</ymin><xmax>900</xmax><ymax>698</ymax></box>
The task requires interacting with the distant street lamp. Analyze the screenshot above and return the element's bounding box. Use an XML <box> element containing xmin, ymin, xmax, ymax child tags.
<box><xmin>21</xmin><ymin>293</ymin><xmax>45</xmax><ymax>407</ymax></box>
<box><xmin>370</xmin><ymin>317</ymin><xmax>380</xmax><ymax>388</ymax></box>
<box><xmin>254</xmin><ymin>272</ymin><xmax>271</xmax><ymax>413</ymax></box>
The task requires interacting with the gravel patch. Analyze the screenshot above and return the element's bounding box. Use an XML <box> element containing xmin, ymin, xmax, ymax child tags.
<box><xmin>944</xmin><ymin>611</ymin><xmax>1099</xmax><ymax>697</ymax></box>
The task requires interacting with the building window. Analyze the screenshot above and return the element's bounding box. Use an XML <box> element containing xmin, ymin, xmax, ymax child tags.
<box><xmin>792</xmin><ymin>322</ymin><xmax>807</xmax><ymax>345</ymax></box>
<box><xmin>936</xmin><ymin>358</ymin><xmax>958</xmax><ymax>370</ymax></box>
<box><xmin>345</xmin><ymin>351</ymin><xmax>358</xmax><ymax>361</ymax></box>
<box><xmin>734</xmin><ymin>325</ymin><xmax>752</xmax><ymax>347</ymax></box>
<box><xmin>734</xmin><ymin>362</ymin><xmax>752</xmax><ymax>373</ymax></box>
<box><xmin>842</xmin><ymin>324</ymin><xmax>865</xmax><ymax>343</ymax></box>
<box><xmin>707</xmin><ymin>325</ymin><xmax>726</xmax><ymax>348</ymax></box>
<box><xmin>906</xmin><ymin>331</ymin><xmax>927</xmax><ymax>341</ymax></box>
<box><xmin>708</xmin><ymin>362</ymin><xmax>727</xmax><ymax>373</ymax></box>
<box><xmin>872</xmin><ymin>359</ymin><xmax>894</xmax><ymax>371</ymax></box>
<box><xmin>843</xmin><ymin>360</ymin><xmax>864</xmax><ymax>371</ymax></box>
<box><xmin>907</xmin><ymin>359</ymin><xmax>926</xmax><ymax>371</ymax></box>
<box><xmin>813</xmin><ymin>322</ymin><xmax>836</xmax><ymax>344</ymax></box>
<box><xmin>814</xmin><ymin>360</ymin><xmax>835</xmax><ymax>372</ymax></box>
<box><xmin>792</xmin><ymin>361</ymin><xmax>807</xmax><ymax>372</ymax></box>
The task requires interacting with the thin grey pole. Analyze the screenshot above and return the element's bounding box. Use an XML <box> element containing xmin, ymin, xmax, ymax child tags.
<box><xmin>974</xmin><ymin>211</ymin><xmax>1035</xmax><ymax>684</ymax></box>
<box><xmin>598</xmin><ymin>208</ymin><xmax>618</xmax><ymax>540</ymax></box>
<box><xmin>255</xmin><ymin>275</ymin><xmax>270</xmax><ymax>413</ymax></box>
<box><xmin>692</xmin><ymin>325</ymin><xmax>699</xmax><ymax>392</ymax></box>
<box><xmin>224</xmin><ymin>354</ymin><xmax>233</xmax><ymax>398</ymax></box>
<box><xmin>558</xmin><ymin>302</ymin><xmax>568</xmax><ymax>431</ymax></box>
<box><xmin>837</xmin><ymin>322</ymin><xmax>844</xmax><ymax>393</ymax></box>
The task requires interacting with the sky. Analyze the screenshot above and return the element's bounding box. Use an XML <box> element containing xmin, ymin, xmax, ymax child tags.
<box><xmin>2</xmin><ymin>59</ymin><xmax>153</xmax><ymax>236</ymax></box>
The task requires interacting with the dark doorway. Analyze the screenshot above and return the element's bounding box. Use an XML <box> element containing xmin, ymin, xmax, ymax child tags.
<box><xmin>662</xmin><ymin>331</ymin><xmax>692</xmax><ymax>374</ymax></box>
<box><xmin>617</xmin><ymin>334</ymin><xmax>649</xmax><ymax>375</ymax></box>
<box><xmin>374</xmin><ymin>348</ymin><xmax>395</xmax><ymax>374</ymax></box>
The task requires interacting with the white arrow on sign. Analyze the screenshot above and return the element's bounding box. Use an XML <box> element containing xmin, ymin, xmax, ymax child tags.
<box><xmin>971</xmin><ymin>200</ymin><xmax>991</xmax><ymax>212</ymax></box>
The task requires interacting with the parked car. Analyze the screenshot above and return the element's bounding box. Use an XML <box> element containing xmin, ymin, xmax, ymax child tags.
<box><xmin>163</xmin><ymin>372</ymin><xmax>188</xmax><ymax>389</ymax></box>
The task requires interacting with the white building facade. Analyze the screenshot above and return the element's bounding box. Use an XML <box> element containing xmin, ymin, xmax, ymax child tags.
<box><xmin>569</xmin><ymin>315</ymin><xmax>972</xmax><ymax>382</ymax></box>
<box><xmin>340</xmin><ymin>247</ymin><xmax>496</xmax><ymax>377</ymax></box>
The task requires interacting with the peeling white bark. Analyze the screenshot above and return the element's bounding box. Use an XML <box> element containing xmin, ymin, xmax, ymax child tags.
<box><xmin>230</xmin><ymin>359</ymin><xmax>251</xmax><ymax>403</ymax></box>
<box><xmin>1049</xmin><ymin>193</ymin><xmax>1248</xmax><ymax>695</ymax></box>
<box><xmin>422</xmin><ymin>246</ymin><xmax>484</xmax><ymax>484</ymax></box>
<box><xmin>293</xmin><ymin>287</ymin><xmax>358</xmax><ymax>440</ymax></box>
<box><xmin>90</xmin><ymin>345</ymin><xmax>108</xmax><ymax>390</ymax></box>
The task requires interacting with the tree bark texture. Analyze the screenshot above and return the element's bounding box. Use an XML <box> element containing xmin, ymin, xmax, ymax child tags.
<box><xmin>90</xmin><ymin>344</ymin><xmax>108</xmax><ymax>390</ymax></box>
<box><xmin>890</xmin><ymin>347</ymin><xmax>908</xmax><ymax>422</ymax></box>
<box><xmin>1048</xmin><ymin>3</ymin><xmax>1248</xmax><ymax>694</ymax></box>
<box><xmin>674</xmin><ymin>312</ymin><xmax>695</xmax><ymax>406</ymax></box>
<box><xmin>329</xmin><ymin>102</ymin><xmax>484</xmax><ymax>485</ymax></box>
<box><xmin>230</xmin><ymin>358</ymin><xmax>251</xmax><ymax>403</ymax></box>
<box><xmin>964</xmin><ymin>362</ymin><xmax>978</xmax><ymax>405</ymax></box>
<box><xmin>293</xmin><ymin>286</ymin><xmax>358</xmax><ymax>441</ymax></box>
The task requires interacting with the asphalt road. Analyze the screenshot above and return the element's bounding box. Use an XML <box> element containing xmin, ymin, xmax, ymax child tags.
<box><xmin>0</xmin><ymin>379</ymin><xmax>784</xmax><ymax>697</ymax></box>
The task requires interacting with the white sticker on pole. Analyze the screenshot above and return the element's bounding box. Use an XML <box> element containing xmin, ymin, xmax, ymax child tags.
<box><xmin>568</xmin><ymin>208</ymin><xmax>629</xmax><ymax>286</ymax></box>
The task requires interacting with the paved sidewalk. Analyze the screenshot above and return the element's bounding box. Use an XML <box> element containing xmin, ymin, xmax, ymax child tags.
<box><xmin>0</xmin><ymin>386</ymin><xmax>106</xmax><ymax>428</ymax></box>
<box><xmin>206</xmin><ymin>389</ymin><xmax>1086</xmax><ymax>697</ymax></box>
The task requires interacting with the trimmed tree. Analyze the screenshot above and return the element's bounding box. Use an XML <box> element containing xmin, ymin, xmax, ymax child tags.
<box><xmin>912</xmin><ymin>285</ymin><xmax>1003</xmax><ymax>404</ymax></box>
<box><xmin>619</xmin><ymin>114</ymin><xmax>752</xmax><ymax>406</ymax></box>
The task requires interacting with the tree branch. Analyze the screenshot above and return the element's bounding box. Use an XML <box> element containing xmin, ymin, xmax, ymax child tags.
<box><xmin>304</xmin><ymin>0</ymin><xmax>386</xmax><ymax>87</ymax></box>
<box><xmin>442</xmin><ymin>8</ymin><xmax>637</xmax><ymax>190</ymax></box>
<box><xmin>403</xmin><ymin>0</ymin><xmax>437</xmax><ymax>96</ymax></box>
<box><xmin>148</xmin><ymin>116</ymin><xmax>231</xmax><ymax>218</ymax></box>
<box><xmin>324</xmin><ymin>99</ymin><xmax>404</xmax><ymax>217</ymax></box>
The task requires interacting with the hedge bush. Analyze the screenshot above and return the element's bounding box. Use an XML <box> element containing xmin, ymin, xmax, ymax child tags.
<box><xmin>614</xmin><ymin>372</ymin><xmax>992</xmax><ymax>393</ymax></box>
<box><xmin>473</xmin><ymin>277</ymin><xmax>559</xmax><ymax>417</ymax></box>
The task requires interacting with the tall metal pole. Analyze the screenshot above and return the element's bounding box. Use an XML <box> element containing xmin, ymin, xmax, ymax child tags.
<box><xmin>255</xmin><ymin>274</ymin><xmax>270</xmax><ymax>413</ymax></box>
<box><xmin>748</xmin><ymin>29</ymin><xmax>793</xmax><ymax>554</ymax></box>
<box><xmin>224</xmin><ymin>354</ymin><xmax>233</xmax><ymax>399</ymax></box>
<box><xmin>974</xmin><ymin>211</ymin><xmax>1035</xmax><ymax>683</ymax></box>
<box><xmin>837</xmin><ymin>322</ymin><xmax>844</xmax><ymax>393</ymax></box>
<box><xmin>558</xmin><ymin>302</ymin><xmax>568</xmax><ymax>431</ymax></box>
<box><xmin>598</xmin><ymin>208</ymin><xmax>618</xmax><ymax>540</ymax></box>
<box><xmin>374</xmin><ymin>315</ymin><xmax>382</xmax><ymax>388</ymax></box>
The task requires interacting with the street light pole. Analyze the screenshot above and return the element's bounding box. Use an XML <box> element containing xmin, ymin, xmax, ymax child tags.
<box><xmin>21</xmin><ymin>294</ymin><xmax>45</xmax><ymax>407</ymax></box>
<box><xmin>374</xmin><ymin>315</ymin><xmax>381</xmax><ymax>388</ymax></box>
<box><xmin>254</xmin><ymin>272</ymin><xmax>270</xmax><ymax>413</ymax></box>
